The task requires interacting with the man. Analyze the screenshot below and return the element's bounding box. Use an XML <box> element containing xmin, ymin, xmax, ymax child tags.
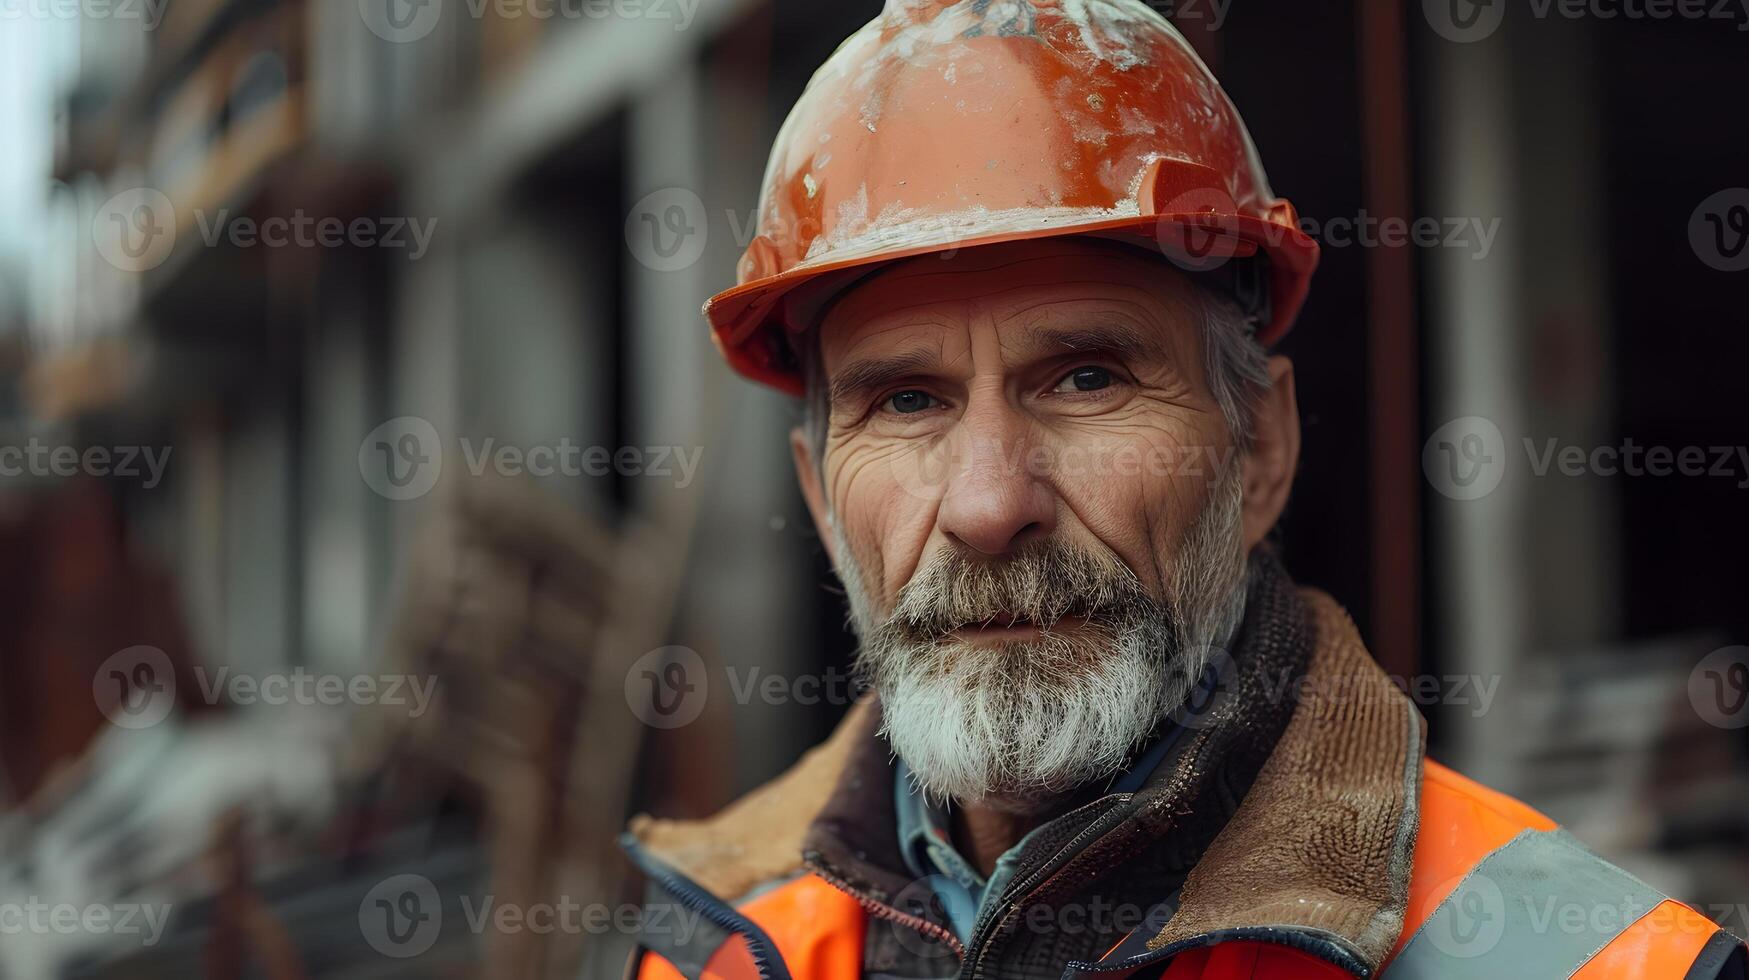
<box><xmin>622</xmin><ymin>2</ymin><xmax>1745</xmax><ymax>977</ymax></box>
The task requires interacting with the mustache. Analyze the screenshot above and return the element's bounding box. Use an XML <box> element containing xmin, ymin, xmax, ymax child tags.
<box><xmin>886</xmin><ymin>539</ymin><xmax>1157</xmax><ymax>639</ymax></box>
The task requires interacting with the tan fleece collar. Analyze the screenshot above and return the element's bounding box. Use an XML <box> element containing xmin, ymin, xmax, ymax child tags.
<box><xmin>1147</xmin><ymin>589</ymin><xmax>1425</xmax><ymax>969</ymax></box>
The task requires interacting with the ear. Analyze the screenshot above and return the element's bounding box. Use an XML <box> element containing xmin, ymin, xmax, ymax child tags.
<box><xmin>790</xmin><ymin>426</ymin><xmax>837</xmax><ymax>565</ymax></box>
<box><xmin>1240</xmin><ymin>355</ymin><xmax>1300</xmax><ymax>551</ymax></box>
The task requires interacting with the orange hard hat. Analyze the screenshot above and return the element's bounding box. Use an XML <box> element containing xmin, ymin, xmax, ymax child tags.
<box><xmin>706</xmin><ymin>0</ymin><xmax>1320</xmax><ymax>396</ymax></box>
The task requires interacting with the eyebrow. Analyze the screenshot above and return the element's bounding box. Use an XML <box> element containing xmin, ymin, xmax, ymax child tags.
<box><xmin>827</xmin><ymin>344</ymin><xmax>944</xmax><ymax>409</ymax></box>
<box><xmin>1008</xmin><ymin>320</ymin><xmax>1172</xmax><ymax>363</ymax></box>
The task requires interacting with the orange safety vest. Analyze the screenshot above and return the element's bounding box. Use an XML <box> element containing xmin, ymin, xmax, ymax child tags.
<box><xmin>632</xmin><ymin>760</ymin><xmax>1738</xmax><ymax>979</ymax></box>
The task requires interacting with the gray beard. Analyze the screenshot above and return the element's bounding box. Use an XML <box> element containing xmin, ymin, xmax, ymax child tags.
<box><xmin>835</xmin><ymin>465</ymin><xmax>1251</xmax><ymax>813</ymax></box>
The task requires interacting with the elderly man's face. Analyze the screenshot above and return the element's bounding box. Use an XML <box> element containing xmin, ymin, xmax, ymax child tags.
<box><xmin>790</xmin><ymin>238</ymin><xmax>1297</xmax><ymax>810</ymax></box>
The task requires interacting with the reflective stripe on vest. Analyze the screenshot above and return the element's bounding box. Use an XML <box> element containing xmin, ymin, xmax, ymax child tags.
<box><xmin>1386</xmin><ymin>827</ymin><xmax>1688</xmax><ymax>978</ymax></box>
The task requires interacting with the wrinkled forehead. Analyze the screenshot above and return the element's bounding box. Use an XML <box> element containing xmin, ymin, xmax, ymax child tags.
<box><xmin>816</xmin><ymin>238</ymin><xmax>1205</xmax><ymax>365</ymax></box>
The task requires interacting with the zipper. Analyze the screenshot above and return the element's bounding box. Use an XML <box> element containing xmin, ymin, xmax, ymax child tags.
<box><xmin>619</xmin><ymin>832</ymin><xmax>793</xmax><ymax>980</ymax></box>
<box><xmin>805</xmin><ymin>858</ymin><xmax>968</xmax><ymax>959</ymax></box>
<box><xmin>965</xmin><ymin>721</ymin><xmax>1222</xmax><ymax>978</ymax></box>
<box><xmin>963</xmin><ymin>794</ymin><xmax>1136</xmax><ymax>980</ymax></box>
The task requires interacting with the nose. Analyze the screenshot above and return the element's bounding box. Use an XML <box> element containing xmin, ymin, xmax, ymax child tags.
<box><xmin>937</xmin><ymin>401</ymin><xmax>1058</xmax><ymax>556</ymax></box>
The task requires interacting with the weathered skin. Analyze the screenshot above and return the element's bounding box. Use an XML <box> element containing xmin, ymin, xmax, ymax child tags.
<box><xmin>799</xmin><ymin>237</ymin><xmax>1297</xmax><ymax>612</ymax></box>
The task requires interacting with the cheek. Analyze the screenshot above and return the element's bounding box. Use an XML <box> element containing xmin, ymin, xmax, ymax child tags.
<box><xmin>826</xmin><ymin>439</ymin><xmax>943</xmax><ymax>608</ymax></box>
<box><xmin>1046</xmin><ymin>419</ymin><xmax>1230</xmax><ymax>592</ymax></box>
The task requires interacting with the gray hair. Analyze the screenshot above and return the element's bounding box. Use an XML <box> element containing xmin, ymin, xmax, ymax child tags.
<box><xmin>796</xmin><ymin>280</ymin><xmax>1272</xmax><ymax>473</ymax></box>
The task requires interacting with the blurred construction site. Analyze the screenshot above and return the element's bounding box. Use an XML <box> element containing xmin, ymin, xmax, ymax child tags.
<box><xmin>1</xmin><ymin>0</ymin><xmax>1747</xmax><ymax>977</ymax></box>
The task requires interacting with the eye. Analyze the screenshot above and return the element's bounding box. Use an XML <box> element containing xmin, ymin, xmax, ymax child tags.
<box><xmin>1053</xmin><ymin>366</ymin><xmax>1113</xmax><ymax>393</ymax></box>
<box><xmin>885</xmin><ymin>390</ymin><xmax>938</xmax><ymax>414</ymax></box>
